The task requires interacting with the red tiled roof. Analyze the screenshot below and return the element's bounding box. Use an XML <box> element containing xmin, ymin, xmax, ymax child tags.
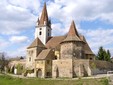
<box><xmin>68</xmin><ymin>20</ymin><xmax>79</xmax><ymax>37</ymax></box>
<box><xmin>62</xmin><ymin>20</ymin><xmax>81</xmax><ymax>42</ymax></box>
<box><xmin>36</xmin><ymin>49</ymin><xmax>52</xmax><ymax>60</ymax></box>
<box><xmin>79</xmin><ymin>35</ymin><xmax>94</xmax><ymax>55</ymax></box>
<box><xmin>27</xmin><ymin>37</ymin><xmax>46</xmax><ymax>49</ymax></box>
<box><xmin>46</xmin><ymin>36</ymin><xmax>66</xmax><ymax>50</ymax></box>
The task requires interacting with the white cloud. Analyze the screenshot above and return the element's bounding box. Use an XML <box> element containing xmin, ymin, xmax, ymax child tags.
<box><xmin>0</xmin><ymin>0</ymin><xmax>113</xmax><ymax>56</ymax></box>
<box><xmin>47</xmin><ymin>0</ymin><xmax>113</xmax><ymax>56</ymax></box>
<box><xmin>109</xmin><ymin>48</ymin><xmax>113</xmax><ymax>57</ymax></box>
<box><xmin>10</xmin><ymin>36</ymin><xmax>29</xmax><ymax>43</ymax></box>
<box><xmin>52</xmin><ymin>23</ymin><xmax>68</xmax><ymax>36</ymax></box>
<box><xmin>86</xmin><ymin>29</ymin><xmax>113</xmax><ymax>47</ymax></box>
<box><xmin>100</xmin><ymin>13</ymin><xmax>113</xmax><ymax>24</ymax></box>
<box><xmin>8</xmin><ymin>0</ymin><xmax>41</xmax><ymax>14</ymax></box>
<box><xmin>1</xmin><ymin>0</ymin><xmax>113</xmax><ymax>35</ymax></box>
<box><xmin>0</xmin><ymin>0</ymin><xmax>39</xmax><ymax>35</ymax></box>
<box><xmin>81</xmin><ymin>28</ymin><xmax>113</xmax><ymax>55</ymax></box>
<box><xmin>7</xmin><ymin>46</ymin><xmax>27</xmax><ymax>57</ymax></box>
<box><xmin>48</xmin><ymin>0</ymin><xmax>113</xmax><ymax>22</ymax></box>
<box><xmin>0</xmin><ymin>37</ymin><xmax>9</xmax><ymax>51</ymax></box>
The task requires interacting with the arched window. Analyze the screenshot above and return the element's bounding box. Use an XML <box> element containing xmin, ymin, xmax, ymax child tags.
<box><xmin>39</xmin><ymin>31</ymin><xmax>42</xmax><ymax>35</ymax></box>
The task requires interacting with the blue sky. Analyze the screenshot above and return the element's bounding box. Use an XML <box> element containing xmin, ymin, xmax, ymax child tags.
<box><xmin>0</xmin><ymin>0</ymin><xmax>113</xmax><ymax>57</ymax></box>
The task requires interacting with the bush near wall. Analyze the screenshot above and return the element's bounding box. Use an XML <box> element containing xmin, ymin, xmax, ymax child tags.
<box><xmin>15</xmin><ymin>64</ymin><xmax>24</xmax><ymax>75</ymax></box>
<box><xmin>23</xmin><ymin>69</ymin><xmax>34</xmax><ymax>77</ymax></box>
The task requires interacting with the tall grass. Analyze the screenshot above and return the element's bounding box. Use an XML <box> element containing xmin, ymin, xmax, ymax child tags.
<box><xmin>0</xmin><ymin>75</ymin><xmax>109</xmax><ymax>85</ymax></box>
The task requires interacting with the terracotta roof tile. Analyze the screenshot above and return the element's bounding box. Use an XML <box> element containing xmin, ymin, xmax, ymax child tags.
<box><xmin>79</xmin><ymin>35</ymin><xmax>94</xmax><ymax>55</ymax></box>
<box><xmin>27</xmin><ymin>37</ymin><xmax>46</xmax><ymax>49</ymax></box>
<box><xmin>62</xmin><ymin>20</ymin><xmax>81</xmax><ymax>42</ymax></box>
<box><xmin>36</xmin><ymin>49</ymin><xmax>54</xmax><ymax>60</ymax></box>
<box><xmin>79</xmin><ymin>35</ymin><xmax>86</xmax><ymax>43</ymax></box>
<box><xmin>68</xmin><ymin>20</ymin><xmax>79</xmax><ymax>37</ymax></box>
<box><xmin>46</xmin><ymin>36</ymin><xmax>66</xmax><ymax>49</ymax></box>
<box><xmin>84</xmin><ymin>42</ymin><xmax>94</xmax><ymax>55</ymax></box>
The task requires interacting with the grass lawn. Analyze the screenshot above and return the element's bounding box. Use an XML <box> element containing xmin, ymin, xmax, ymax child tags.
<box><xmin>0</xmin><ymin>75</ymin><xmax>109</xmax><ymax>85</ymax></box>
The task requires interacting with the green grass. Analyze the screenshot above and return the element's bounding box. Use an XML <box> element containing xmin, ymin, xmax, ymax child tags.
<box><xmin>0</xmin><ymin>75</ymin><xmax>109</xmax><ymax>85</ymax></box>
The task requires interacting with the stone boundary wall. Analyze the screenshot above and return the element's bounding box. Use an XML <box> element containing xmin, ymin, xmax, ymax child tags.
<box><xmin>8</xmin><ymin>59</ymin><xmax>26</xmax><ymax>68</ymax></box>
<box><xmin>89</xmin><ymin>60</ymin><xmax>113</xmax><ymax>75</ymax></box>
<box><xmin>52</xmin><ymin>59</ymin><xmax>73</xmax><ymax>78</ymax></box>
<box><xmin>73</xmin><ymin>59</ymin><xmax>113</xmax><ymax>76</ymax></box>
<box><xmin>52</xmin><ymin>59</ymin><xmax>113</xmax><ymax>78</ymax></box>
<box><xmin>73</xmin><ymin>59</ymin><xmax>91</xmax><ymax>77</ymax></box>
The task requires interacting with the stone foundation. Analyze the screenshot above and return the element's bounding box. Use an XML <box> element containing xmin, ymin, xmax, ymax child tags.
<box><xmin>89</xmin><ymin>60</ymin><xmax>113</xmax><ymax>75</ymax></box>
<box><xmin>52</xmin><ymin>59</ymin><xmax>113</xmax><ymax>78</ymax></box>
<box><xmin>52</xmin><ymin>59</ymin><xmax>73</xmax><ymax>78</ymax></box>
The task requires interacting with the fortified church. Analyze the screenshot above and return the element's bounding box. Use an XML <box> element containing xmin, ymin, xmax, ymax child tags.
<box><xmin>25</xmin><ymin>3</ymin><xmax>113</xmax><ymax>78</ymax></box>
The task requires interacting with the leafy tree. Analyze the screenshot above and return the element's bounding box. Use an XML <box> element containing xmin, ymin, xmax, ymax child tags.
<box><xmin>16</xmin><ymin>64</ymin><xmax>24</xmax><ymax>75</ymax></box>
<box><xmin>97</xmin><ymin>46</ymin><xmax>104</xmax><ymax>60</ymax></box>
<box><xmin>97</xmin><ymin>46</ymin><xmax>111</xmax><ymax>62</ymax></box>
<box><xmin>103</xmin><ymin>50</ymin><xmax>108</xmax><ymax>61</ymax></box>
<box><xmin>20</xmin><ymin>56</ymin><xmax>24</xmax><ymax>59</ymax></box>
<box><xmin>106</xmin><ymin>50</ymin><xmax>111</xmax><ymax>61</ymax></box>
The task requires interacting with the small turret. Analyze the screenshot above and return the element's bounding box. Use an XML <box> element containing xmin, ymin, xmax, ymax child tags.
<box><xmin>60</xmin><ymin>20</ymin><xmax>84</xmax><ymax>59</ymax></box>
<box><xmin>61</xmin><ymin>20</ymin><xmax>81</xmax><ymax>43</ymax></box>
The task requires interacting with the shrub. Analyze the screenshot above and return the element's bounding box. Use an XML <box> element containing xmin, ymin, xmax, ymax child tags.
<box><xmin>16</xmin><ymin>64</ymin><xmax>24</xmax><ymax>75</ymax></box>
<box><xmin>91</xmin><ymin>62</ymin><xmax>96</xmax><ymax>69</ymax></box>
<box><xmin>23</xmin><ymin>69</ymin><xmax>34</xmax><ymax>77</ymax></box>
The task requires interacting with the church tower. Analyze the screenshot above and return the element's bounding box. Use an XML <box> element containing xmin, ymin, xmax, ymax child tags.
<box><xmin>35</xmin><ymin>3</ymin><xmax>51</xmax><ymax>45</ymax></box>
<box><xmin>60</xmin><ymin>20</ymin><xmax>84</xmax><ymax>59</ymax></box>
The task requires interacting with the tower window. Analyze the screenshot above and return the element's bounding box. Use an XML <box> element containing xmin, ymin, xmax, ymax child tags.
<box><xmin>39</xmin><ymin>31</ymin><xmax>42</xmax><ymax>35</ymax></box>
<box><xmin>48</xmin><ymin>33</ymin><xmax>49</xmax><ymax>36</ymax></box>
<box><xmin>40</xmin><ymin>28</ymin><xmax>42</xmax><ymax>30</ymax></box>
<box><xmin>47</xmin><ymin>60</ymin><xmax>50</xmax><ymax>64</ymax></box>
<box><xmin>29</xmin><ymin>57</ymin><xmax>31</xmax><ymax>62</ymax></box>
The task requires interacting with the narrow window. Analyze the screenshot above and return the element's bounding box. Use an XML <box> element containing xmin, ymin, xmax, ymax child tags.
<box><xmin>29</xmin><ymin>57</ymin><xmax>31</xmax><ymax>62</ymax></box>
<box><xmin>40</xmin><ymin>28</ymin><xmax>42</xmax><ymax>30</ymax></box>
<box><xmin>46</xmin><ymin>72</ymin><xmax>51</xmax><ymax>77</ymax></box>
<box><xmin>39</xmin><ymin>31</ymin><xmax>42</xmax><ymax>35</ymax></box>
<box><xmin>90</xmin><ymin>58</ymin><xmax>92</xmax><ymax>60</ymax></box>
<box><xmin>47</xmin><ymin>60</ymin><xmax>50</xmax><ymax>64</ymax></box>
<box><xmin>48</xmin><ymin>33</ymin><xmax>49</xmax><ymax>36</ymax></box>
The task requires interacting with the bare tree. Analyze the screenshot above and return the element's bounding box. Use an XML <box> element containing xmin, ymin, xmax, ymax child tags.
<box><xmin>0</xmin><ymin>52</ymin><xmax>6</xmax><ymax>73</ymax></box>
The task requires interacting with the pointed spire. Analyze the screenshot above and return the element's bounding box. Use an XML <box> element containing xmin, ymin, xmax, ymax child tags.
<box><xmin>67</xmin><ymin>20</ymin><xmax>79</xmax><ymax>37</ymax></box>
<box><xmin>61</xmin><ymin>20</ymin><xmax>81</xmax><ymax>43</ymax></box>
<box><xmin>38</xmin><ymin>18</ymin><xmax>39</xmax><ymax>23</ymax></box>
<box><xmin>39</xmin><ymin>2</ymin><xmax>49</xmax><ymax>26</ymax></box>
<box><xmin>36</xmin><ymin>18</ymin><xmax>40</xmax><ymax>25</ymax></box>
